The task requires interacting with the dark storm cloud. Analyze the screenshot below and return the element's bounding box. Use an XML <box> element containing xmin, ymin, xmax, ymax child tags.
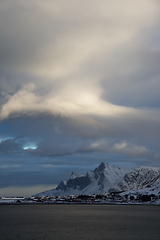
<box><xmin>0</xmin><ymin>111</ymin><xmax>160</xmax><ymax>160</ymax></box>
<box><xmin>0</xmin><ymin>138</ymin><xmax>21</xmax><ymax>154</ymax></box>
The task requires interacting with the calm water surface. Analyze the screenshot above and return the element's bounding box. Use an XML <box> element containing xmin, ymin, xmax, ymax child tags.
<box><xmin>0</xmin><ymin>204</ymin><xmax>160</xmax><ymax>240</ymax></box>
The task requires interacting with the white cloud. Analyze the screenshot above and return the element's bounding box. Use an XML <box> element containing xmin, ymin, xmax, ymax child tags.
<box><xmin>89</xmin><ymin>139</ymin><xmax>154</xmax><ymax>158</ymax></box>
<box><xmin>0</xmin><ymin>0</ymin><xmax>160</xmax><ymax>119</ymax></box>
<box><xmin>113</xmin><ymin>142</ymin><xmax>153</xmax><ymax>158</ymax></box>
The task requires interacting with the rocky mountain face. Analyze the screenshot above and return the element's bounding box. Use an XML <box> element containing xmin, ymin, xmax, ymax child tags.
<box><xmin>109</xmin><ymin>166</ymin><xmax>160</xmax><ymax>193</ymax></box>
<box><xmin>34</xmin><ymin>162</ymin><xmax>160</xmax><ymax>197</ymax></box>
<box><xmin>119</xmin><ymin>176</ymin><xmax>160</xmax><ymax>201</ymax></box>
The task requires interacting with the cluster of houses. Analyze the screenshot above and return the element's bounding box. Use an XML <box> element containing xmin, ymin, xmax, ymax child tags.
<box><xmin>0</xmin><ymin>192</ymin><xmax>160</xmax><ymax>204</ymax></box>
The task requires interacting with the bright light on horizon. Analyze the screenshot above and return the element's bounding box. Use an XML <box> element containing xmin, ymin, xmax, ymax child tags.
<box><xmin>23</xmin><ymin>144</ymin><xmax>37</xmax><ymax>150</ymax></box>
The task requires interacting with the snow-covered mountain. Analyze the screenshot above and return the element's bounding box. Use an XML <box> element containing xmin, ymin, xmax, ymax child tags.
<box><xmin>34</xmin><ymin>162</ymin><xmax>129</xmax><ymax>196</ymax></box>
<box><xmin>109</xmin><ymin>166</ymin><xmax>160</xmax><ymax>193</ymax></box>
<box><xmin>119</xmin><ymin>177</ymin><xmax>160</xmax><ymax>199</ymax></box>
<box><xmin>34</xmin><ymin>162</ymin><xmax>160</xmax><ymax>197</ymax></box>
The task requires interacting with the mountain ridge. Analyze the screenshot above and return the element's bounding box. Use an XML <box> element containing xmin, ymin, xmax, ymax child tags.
<box><xmin>34</xmin><ymin>162</ymin><xmax>160</xmax><ymax>197</ymax></box>
<box><xmin>34</xmin><ymin>162</ymin><xmax>129</xmax><ymax>196</ymax></box>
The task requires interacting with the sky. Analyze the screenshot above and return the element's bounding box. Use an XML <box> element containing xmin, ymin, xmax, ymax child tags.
<box><xmin>0</xmin><ymin>0</ymin><xmax>160</xmax><ymax>196</ymax></box>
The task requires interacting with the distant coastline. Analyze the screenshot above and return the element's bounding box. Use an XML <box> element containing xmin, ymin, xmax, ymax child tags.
<box><xmin>1</xmin><ymin>193</ymin><xmax>160</xmax><ymax>205</ymax></box>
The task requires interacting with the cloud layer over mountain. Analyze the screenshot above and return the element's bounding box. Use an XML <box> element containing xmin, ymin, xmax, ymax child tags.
<box><xmin>0</xmin><ymin>0</ymin><xmax>160</xmax><ymax>195</ymax></box>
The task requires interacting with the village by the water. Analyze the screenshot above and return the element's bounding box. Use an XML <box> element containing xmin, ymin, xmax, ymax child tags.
<box><xmin>1</xmin><ymin>192</ymin><xmax>160</xmax><ymax>205</ymax></box>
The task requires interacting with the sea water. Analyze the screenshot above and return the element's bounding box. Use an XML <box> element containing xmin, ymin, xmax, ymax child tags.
<box><xmin>0</xmin><ymin>204</ymin><xmax>160</xmax><ymax>240</ymax></box>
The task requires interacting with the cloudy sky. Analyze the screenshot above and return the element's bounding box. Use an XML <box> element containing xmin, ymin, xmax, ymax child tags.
<box><xmin>0</xmin><ymin>0</ymin><xmax>160</xmax><ymax>196</ymax></box>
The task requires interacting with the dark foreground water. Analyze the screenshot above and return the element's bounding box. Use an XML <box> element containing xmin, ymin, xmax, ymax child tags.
<box><xmin>0</xmin><ymin>204</ymin><xmax>160</xmax><ymax>240</ymax></box>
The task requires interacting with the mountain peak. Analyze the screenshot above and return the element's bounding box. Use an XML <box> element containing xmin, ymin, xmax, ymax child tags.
<box><xmin>70</xmin><ymin>172</ymin><xmax>83</xmax><ymax>179</ymax></box>
<box><xmin>96</xmin><ymin>162</ymin><xmax>107</xmax><ymax>172</ymax></box>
